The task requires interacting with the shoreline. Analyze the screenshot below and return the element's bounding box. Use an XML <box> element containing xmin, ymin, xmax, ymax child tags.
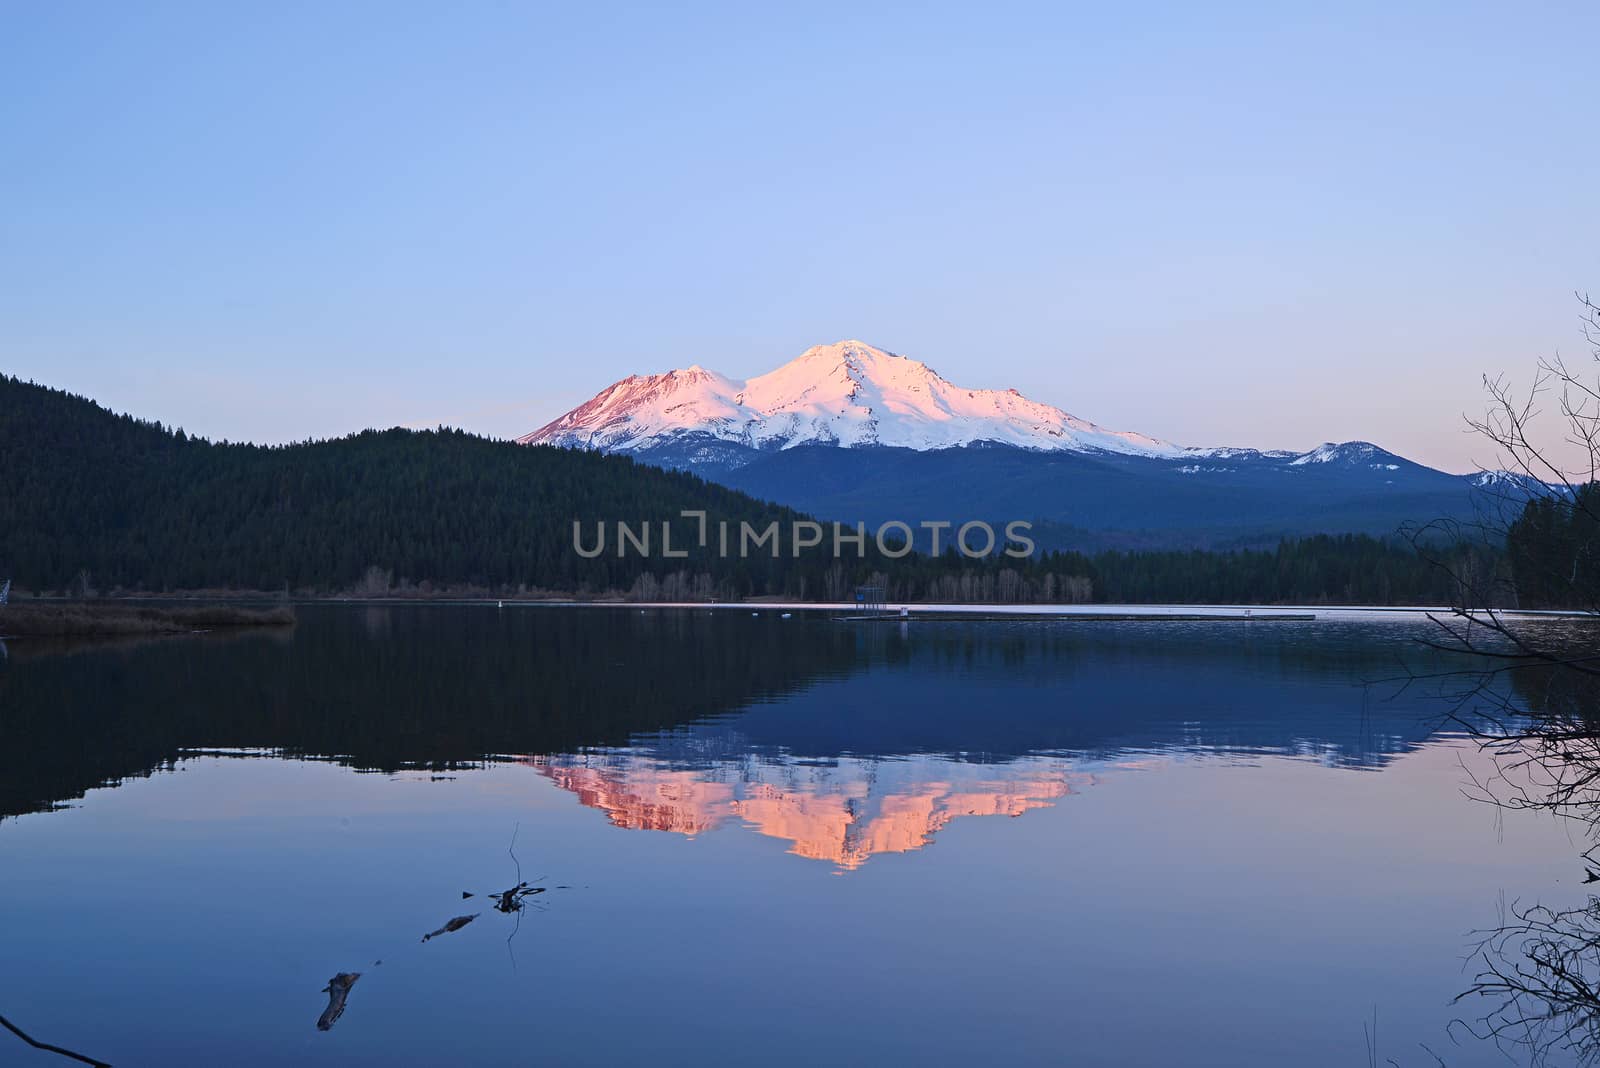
<box><xmin>149</xmin><ymin>598</ymin><xmax>1600</xmax><ymax>623</ymax></box>
<box><xmin>0</xmin><ymin>602</ymin><xmax>296</xmax><ymax>639</ymax></box>
<box><xmin>519</xmin><ymin>601</ymin><xmax>1596</xmax><ymax>623</ymax></box>
<box><xmin>6</xmin><ymin>597</ymin><xmax>1594</xmax><ymax>628</ymax></box>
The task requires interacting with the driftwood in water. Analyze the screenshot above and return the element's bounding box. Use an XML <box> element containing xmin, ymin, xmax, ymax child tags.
<box><xmin>421</xmin><ymin>913</ymin><xmax>479</xmax><ymax>942</ymax></box>
<box><xmin>316</xmin><ymin>973</ymin><xmax>360</xmax><ymax>1032</ymax></box>
<box><xmin>493</xmin><ymin>882</ymin><xmax>545</xmax><ymax>913</ymax></box>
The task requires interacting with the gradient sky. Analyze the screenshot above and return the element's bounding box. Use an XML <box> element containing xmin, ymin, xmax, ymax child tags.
<box><xmin>4</xmin><ymin>2</ymin><xmax>1596</xmax><ymax>472</ymax></box>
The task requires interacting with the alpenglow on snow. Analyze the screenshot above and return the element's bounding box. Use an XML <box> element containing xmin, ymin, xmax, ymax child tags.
<box><xmin>520</xmin><ymin>340</ymin><xmax>1198</xmax><ymax>458</ymax></box>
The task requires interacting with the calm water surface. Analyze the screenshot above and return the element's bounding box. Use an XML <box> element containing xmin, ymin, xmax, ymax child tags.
<box><xmin>0</xmin><ymin>606</ymin><xmax>1586</xmax><ymax>1065</ymax></box>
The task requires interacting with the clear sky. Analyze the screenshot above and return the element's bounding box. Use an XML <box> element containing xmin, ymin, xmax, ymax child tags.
<box><xmin>3</xmin><ymin>2</ymin><xmax>1596</xmax><ymax>473</ymax></box>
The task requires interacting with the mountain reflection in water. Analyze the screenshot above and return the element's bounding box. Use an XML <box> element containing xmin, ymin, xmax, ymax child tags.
<box><xmin>514</xmin><ymin>609</ymin><xmax>1480</xmax><ymax>869</ymax></box>
<box><xmin>535</xmin><ymin>751</ymin><xmax>1096</xmax><ymax>870</ymax></box>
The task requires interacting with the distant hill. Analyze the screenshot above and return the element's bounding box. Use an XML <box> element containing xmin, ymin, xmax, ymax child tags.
<box><xmin>716</xmin><ymin>441</ymin><xmax>1491</xmax><ymax>551</ymax></box>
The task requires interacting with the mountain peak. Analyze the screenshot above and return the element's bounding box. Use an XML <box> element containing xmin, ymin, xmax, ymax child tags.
<box><xmin>786</xmin><ymin>340</ymin><xmax>929</xmax><ymax>378</ymax></box>
<box><xmin>1288</xmin><ymin>441</ymin><xmax>1395</xmax><ymax>467</ymax></box>
<box><xmin>801</xmin><ymin>338</ymin><xmax>889</xmax><ymax>355</ymax></box>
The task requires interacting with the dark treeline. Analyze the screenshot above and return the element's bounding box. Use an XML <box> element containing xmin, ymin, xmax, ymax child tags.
<box><xmin>1506</xmin><ymin>483</ymin><xmax>1600</xmax><ymax>609</ymax></box>
<box><xmin>2</xmin><ymin>374</ymin><xmax>1493</xmax><ymax>604</ymax></box>
<box><xmin>1062</xmin><ymin>534</ymin><xmax>1486</xmax><ymax>606</ymax></box>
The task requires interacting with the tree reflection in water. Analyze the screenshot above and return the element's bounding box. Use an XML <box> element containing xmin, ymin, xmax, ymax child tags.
<box><xmin>1429</xmin><ymin>638</ymin><xmax>1600</xmax><ymax>1064</ymax></box>
<box><xmin>1459</xmin><ymin>896</ymin><xmax>1600</xmax><ymax>1062</ymax></box>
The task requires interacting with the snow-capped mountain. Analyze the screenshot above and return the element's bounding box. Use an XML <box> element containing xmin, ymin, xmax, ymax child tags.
<box><xmin>520</xmin><ymin>340</ymin><xmax>1188</xmax><ymax>459</ymax></box>
<box><xmin>521</xmin><ymin>341</ymin><xmax>1440</xmax><ymax>475</ymax></box>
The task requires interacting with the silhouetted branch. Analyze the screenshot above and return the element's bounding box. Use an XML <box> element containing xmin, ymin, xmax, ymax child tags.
<box><xmin>1408</xmin><ymin>292</ymin><xmax>1600</xmax><ymax>1064</ymax></box>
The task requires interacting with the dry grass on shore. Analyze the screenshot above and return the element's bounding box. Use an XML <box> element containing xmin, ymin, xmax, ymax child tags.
<box><xmin>0</xmin><ymin>602</ymin><xmax>296</xmax><ymax>637</ymax></box>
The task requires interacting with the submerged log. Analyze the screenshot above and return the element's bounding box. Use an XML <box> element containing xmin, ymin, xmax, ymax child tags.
<box><xmin>316</xmin><ymin>972</ymin><xmax>360</xmax><ymax>1032</ymax></box>
<box><xmin>420</xmin><ymin>913</ymin><xmax>479</xmax><ymax>942</ymax></box>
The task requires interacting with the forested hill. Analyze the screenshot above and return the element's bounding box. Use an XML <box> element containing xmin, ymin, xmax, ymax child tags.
<box><xmin>0</xmin><ymin>374</ymin><xmax>819</xmax><ymax>594</ymax></box>
<box><xmin>2</xmin><ymin>374</ymin><xmax>1489</xmax><ymax>604</ymax></box>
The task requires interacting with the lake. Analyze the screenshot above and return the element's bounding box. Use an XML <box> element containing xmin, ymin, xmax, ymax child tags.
<box><xmin>0</xmin><ymin>605</ymin><xmax>1589</xmax><ymax>1066</ymax></box>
